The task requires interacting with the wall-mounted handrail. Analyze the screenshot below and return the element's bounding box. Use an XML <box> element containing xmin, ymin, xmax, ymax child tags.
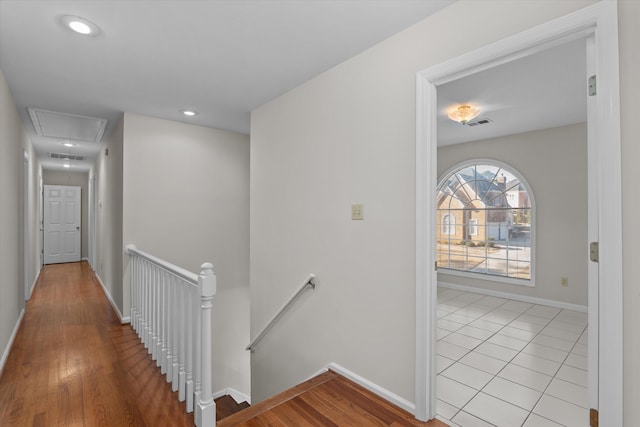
<box><xmin>246</xmin><ymin>273</ymin><xmax>316</xmax><ymax>352</ymax></box>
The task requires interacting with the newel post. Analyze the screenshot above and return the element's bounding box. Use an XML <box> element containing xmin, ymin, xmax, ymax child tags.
<box><xmin>196</xmin><ymin>262</ymin><xmax>216</xmax><ymax>426</ymax></box>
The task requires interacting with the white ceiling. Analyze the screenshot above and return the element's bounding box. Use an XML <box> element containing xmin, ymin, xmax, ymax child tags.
<box><xmin>437</xmin><ymin>38</ymin><xmax>587</xmax><ymax>146</ymax></box>
<box><xmin>0</xmin><ymin>1</ymin><xmax>587</xmax><ymax>172</ymax></box>
<box><xmin>0</xmin><ymin>0</ymin><xmax>455</xmax><ymax>171</ymax></box>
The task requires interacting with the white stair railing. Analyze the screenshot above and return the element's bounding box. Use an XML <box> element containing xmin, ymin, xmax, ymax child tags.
<box><xmin>127</xmin><ymin>244</ymin><xmax>216</xmax><ymax>426</ymax></box>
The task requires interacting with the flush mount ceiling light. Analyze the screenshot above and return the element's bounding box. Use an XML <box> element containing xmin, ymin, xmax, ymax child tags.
<box><xmin>63</xmin><ymin>164</ymin><xmax>71</xmax><ymax>168</ymax></box>
<box><xmin>448</xmin><ymin>105</ymin><xmax>480</xmax><ymax>125</ymax></box>
<box><xmin>62</xmin><ymin>142</ymin><xmax>75</xmax><ymax>147</ymax></box>
<box><xmin>59</xmin><ymin>15</ymin><xmax>101</xmax><ymax>36</ymax></box>
<box><xmin>181</xmin><ymin>109</ymin><xmax>198</xmax><ymax>117</ymax></box>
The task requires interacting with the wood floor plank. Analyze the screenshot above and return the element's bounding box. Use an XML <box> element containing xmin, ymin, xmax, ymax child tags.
<box><xmin>0</xmin><ymin>262</ymin><xmax>194</xmax><ymax>427</ymax></box>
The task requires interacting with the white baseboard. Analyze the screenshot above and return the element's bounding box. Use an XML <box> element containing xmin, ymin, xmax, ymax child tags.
<box><xmin>95</xmin><ymin>273</ymin><xmax>128</xmax><ymax>324</ymax></box>
<box><xmin>28</xmin><ymin>269</ymin><xmax>40</xmax><ymax>299</ymax></box>
<box><xmin>212</xmin><ymin>387</ymin><xmax>251</xmax><ymax>405</ymax></box>
<box><xmin>321</xmin><ymin>362</ymin><xmax>416</xmax><ymax>415</ymax></box>
<box><xmin>0</xmin><ymin>309</ymin><xmax>25</xmax><ymax>378</ymax></box>
<box><xmin>438</xmin><ymin>281</ymin><xmax>588</xmax><ymax>313</ymax></box>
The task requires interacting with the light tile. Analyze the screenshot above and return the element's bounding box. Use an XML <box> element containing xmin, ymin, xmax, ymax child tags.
<box><xmin>437</xmin><ymin>375</ymin><xmax>477</xmax><ymax>409</ymax></box>
<box><xmin>533</xmin><ymin>394</ymin><xmax>589</xmax><ymax>427</ymax></box>
<box><xmin>501</xmin><ymin>300</ymin><xmax>533</xmax><ymax>313</ymax></box>
<box><xmin>488</xmin><ymin>333</ymin><xmax>529</xmax><ymax>351</ymax></box>
<box><xmin>498</xmin><ymin>325</ymin><xmax>537</xmax><ymax>341</ymax></box>
<box><xmin>437</xmin><ymin>355</ymin><xmax>455</xmax><ymax>373</ymax></box>
<box><xmin>539</xmin><ymin>326</ymin><xmax>581</xmax><ymax>343</ymax></box>
<box><xmin>522</xmin><ymin>413</ymin><xmax>564</xmax><ymax>427</ymax></box>
<box><xmin>564</xmin><ymin>353</ymin><xmax>588</xmax><ymax>370</ymax></box>
<box><xmin>445</xmin><ymin>312</ymin><xmax>478</xmax><ymax>325</ymax></box>
<box><xmin>436</xmin><ymin>398</ymin><xmax>459</xmax><ymax>419</ymax></box>
<box><xmin>572</xmin><ymin>343</ymin><xmax>588</xmax><ymax>357</ymax></box>
<box><xmin>498</xmin><ymin>363</ymin><xmax>552</xmax><ymax>392</ymax></box>
<box><xmin>441</xmin><ymin>362</ymin><xmax>494</xmax><ymax>390</ymax></box>
<box><xmin>457</xmin><ymin>325</ymin><xmax>495</xmax><ymax>341</ymax></box>
<box><xmin>464</xmin><ymin>392</ymin><xmax>530</xmax><ymax>427</ymax></box>
<box><xmin>554</xmin><ymin>311</ymin><xmax>588</xmax><ymax>327</ymax></box>
<box><xmin>469</xmin><ymin>318</ymin><xmax>504</xmax><ymax>333</ymax></box>
<box><xmin>475</xmin><ymin>341</ymin><xmax>519</xmax><ymax>362</ymax></box>
<box><xmin>452</xmin><ymin>411</ymin><xmax>495</xmax><ymax>427</ymax></box>
<box><xmin>482</xmin><ymin>311</ymin><xmax>518</xmax><ymax>325</ymax></box>
<box><xmin>456</xmin><ymin>306</ymin><xmax>491</xmax><ymax>318</ymax></box>
<box><xmin>546</xmin><ymin>378</ymin><xmax>588</xmax><ymax>408</ymax></box>
<box><xmin>438</xmin><ymin>303</ymin><xmax>463</xmax><ymax>313</ymax></box>
<box><xmin>517</xmin><ymin>314</ymin><xmax>552</xmax><ymax>326</ymax></box>
<box><xmin>442</xmin><ymin>332</ymin><xmax>483</xmax><ymax>350</ymax></box>
<box><xmin>450</xmin><ymin>292</ymin><xmax>486</xmax><ymax>305</ymax></box>
<box><xmin>438</xmin><ymin>318</ymin><xmax>465</xmax><ymax>332</ymax></box>
<box><xmin>525</xmin><ymin>305</ymin><xmax>561</xmax><ymax>319</ymax></box>
<box><xmin>437</xmin><ymin>341</ymin><xmax>471</xmax><ymax>361</ymax></box>
<box><xmin>437</xmin><ymin>328</ymin><xmax>451</xmax><ymax>340</ymax></box>
<box><xmin>522</xmin><ymin>342</ymin><xmax>568</xmax><ymax>363</ymax></box>
<box><xmin>508</xmin><ymin>320</ymin><xmax>545</xmax><ymax>333</ymax></box>
<box><xmin>511</xmin><ymin>352</ymin><xmax>561</xmax><ymax>376</ymax></box>
<box><xmin>547</xmin><ymin>320</ymin><xmax>587</xmax><ymax>334</ymax></box>
<box><xmin>555</xmin><ymin>364</ymin><xmax>587</xmax><ymax>387</ymax></box>
<box><xmin>474</xmin><ymin>296</ymin><xmax>509</xmax><ymax>308</ymax></box>
<box><xmin>483</xmin><ymin>376</ymin><xmax>542</xmax><ymax>411</ymax></box>
<box><xmin>531</xmin><ymin>334</ymin><xmax>575</xmax><ymax>352</ymax></box>
<box><xmin>459</xmin><ymin>351</ymin><xmax>508</xmax><ymax>375</ymax></box>
<box><xmin>577</xmin><ymin>331</ymin><xmax>588</xmax><ymax>345</ymax></box>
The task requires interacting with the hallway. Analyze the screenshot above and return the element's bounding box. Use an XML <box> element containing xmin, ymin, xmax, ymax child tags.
<box><xmin>0</xmin><ymin>262</ymin><xmax>194</xmax><ymax>426</ymax></box>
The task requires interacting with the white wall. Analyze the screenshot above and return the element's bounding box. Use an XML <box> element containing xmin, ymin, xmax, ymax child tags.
<box><xmin>0</xmin><ymin>67</ymin><xmax>40</xmax><ymax>373</ymax></box>
<box><xmin>250</xmin><ymin>0</ymin><xmax>599</xmax><ymax>406</ymax></box>
<box><xmin>91</xmin><ymin>117</ymin><xmax>124</xmax><ymax>317</ymax></box>
<box><xmin>43</xmin><ymin>170</ymin><xmax>89</xmax><ymax>260</ymax></box>
<box><xmin>619</xmin><ymin>0</ymin><xmax>640</xmax><ymax>425</ymax></box>
<box><xmin>437</xmin><ymin>123</ymin><xmax>588</xmax><ymax>306</ymax></box>
<box><xmin>121</xmin><ymin>113</ymin><xmax>250</xmax><ymax>398</ymax></box>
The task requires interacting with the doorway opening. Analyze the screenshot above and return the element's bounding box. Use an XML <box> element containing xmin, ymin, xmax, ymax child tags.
<box><xmin>415</xmin><ymin>2</ymin><xmax>622</xmax><ymax>425</ymax></box>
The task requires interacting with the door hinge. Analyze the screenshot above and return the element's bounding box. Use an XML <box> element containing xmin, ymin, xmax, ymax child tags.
<box><xmin>435</xmin><ymin>261</ymin><xmax>438</xmax><ymax>271</ymax></box>
<box><xmin>589</xmin><ymin>75</ymin><xmax>597</xmax><ymax>96</ymax></box>
<box><xmin>590</xmin><ymin>242</ymin><xmax>599</xmax><ymax>263</ymax></box>
<box><xmin>590</xmin><ymin>408</ymin><xmax>599</xmax><ymax>427</ymax></box>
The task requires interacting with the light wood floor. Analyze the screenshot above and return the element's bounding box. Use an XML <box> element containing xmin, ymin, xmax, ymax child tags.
<box><xmin>218</xmin><ymin>370</ymin><xmax>448</xmax><ymax>426</ymax></box>
<box><xmin>0</xmin><ymin>261</ymin><xmax>195</xmax><ymax>427</ymax></box>
<box><xmin>1</xmin><ymin>262</ymin><xmax>447</xmax><ymax>426</ymax></box>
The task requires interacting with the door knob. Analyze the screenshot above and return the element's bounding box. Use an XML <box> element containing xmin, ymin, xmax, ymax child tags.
<box><xmin>76</xmin><ymin>226</ymin><xmax>80</xmax><ymax>230</ymax></box>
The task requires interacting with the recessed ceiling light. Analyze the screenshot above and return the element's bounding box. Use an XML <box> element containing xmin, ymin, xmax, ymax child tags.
<box><xmin>63</xmin><ymin>164</ymin><xmax>71</xmax><ymax>168</ymax></box>
<box><xmin>181</xmin><ymin>109</ymin><xmax>197</xmax><ymax>117</ymax></box>
<box><xmin>63</xmin><ymin>142</ymin><xmax>75</xmax><ymax>147</ymax></box>
<box><xmin>59</xmin><ymin>15</ymin><xmax>101</xmax><ymax>36</ymax></box>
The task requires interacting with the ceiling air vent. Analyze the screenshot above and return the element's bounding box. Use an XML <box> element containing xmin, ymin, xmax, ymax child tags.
<box><xmin>466</xmin><ymin>118</ymin><xmax>492</xmax><ymax>127</ymax></box>
<box><xmin>28</xmin><ymin>108</ymin><xmax>107</xmax><ymax>143</ymax></box>
<box><xmin>49</xmin><ymin>152</ymin><xmax>85</xmax><ymax>161</ymax></box>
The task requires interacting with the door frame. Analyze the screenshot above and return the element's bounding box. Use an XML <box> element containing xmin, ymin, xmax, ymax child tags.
<box><xmin>415</xmin><ymin>1</ymin><xmax>622</xmax><ymax>424</ymax></box>
<box><xmin>22</xmin><ymin>151</ymin><xmax>30</xmax><ymax>304</ymax></box>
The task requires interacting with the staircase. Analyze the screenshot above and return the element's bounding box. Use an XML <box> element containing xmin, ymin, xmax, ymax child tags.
<box><xmin>217</xmin><ymin>370</ymin><xmax>448</xmax><ymax>426</ymax></box>
<box><xmin>215</xmin><ymin>395</ymin><xmax>250</xmax><ymax>421</ymax></box>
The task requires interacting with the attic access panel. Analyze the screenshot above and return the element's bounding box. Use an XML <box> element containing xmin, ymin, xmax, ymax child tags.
<box><xmin>28</xmin><ymin>108</ymin><xmax>107</xmax><ymax>143</ymax></box>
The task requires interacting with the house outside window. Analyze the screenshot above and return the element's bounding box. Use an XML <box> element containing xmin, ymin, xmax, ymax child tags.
<box><xmin>436</xmin><ymin>161</ymin><xmax>534</xmax><ymax>283</ymax></box>
<box><xmin>442</xmin><ymin>214</ymin><xmax>456</xmax><ymax>235</ymax></box>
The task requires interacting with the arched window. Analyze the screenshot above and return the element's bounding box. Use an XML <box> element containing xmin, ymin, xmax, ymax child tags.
<box><xmin>437</xmin><ymin>161</ymin><xmax>534</xmax><ymax>283</ymax></box>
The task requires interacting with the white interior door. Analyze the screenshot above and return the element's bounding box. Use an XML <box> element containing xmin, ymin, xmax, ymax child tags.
<box><xmin>44</xmin><ymin>185</ymin><xmax>81</xmax><ymax>264</ymax></box>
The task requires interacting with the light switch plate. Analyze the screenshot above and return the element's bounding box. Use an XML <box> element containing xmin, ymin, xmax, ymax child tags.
<box><xmin>351</xmin><ymin>204</ymin><xmax>364</xmax><ymax>220</ymax></box>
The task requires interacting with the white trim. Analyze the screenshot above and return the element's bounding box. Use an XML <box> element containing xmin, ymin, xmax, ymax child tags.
<box><xmin>0</xmin><ymin>309</ymin><xmax>25</xmax><ymax>378</ymax></box>
<box><xmin>323</xmin><ymin>362</ymin><xmax>416</xmax><ymax>415</ymax></box>
<box><xmin>212</xmin><ymin>387</ymin><xmax>251</xmax><ymax>405</ymax></box>
<box><xmin>95</xmin><ymin>273</ymin><xmax>129</xmax><ymax>324</ymax></box>
<box><xmin>438</xmin><ymin>281</ymin><xmax>588</xmax><ymax>313</ymax></box>
<box><xmin>416</xmin><ymin>1</ymin><xmax>622</xmax><ymax>423</ymax></box>
<box><xmin>28</xmin><ymin>269</ymin><xmax>40</xmax><ymax>299</ymax></box>
<box><xmin>439</xmin><ymin>268</ymin><xmax>534</xmax><ymax>288</ymax></box>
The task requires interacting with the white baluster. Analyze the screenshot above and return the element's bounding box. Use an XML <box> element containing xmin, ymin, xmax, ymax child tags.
<box><xmin>193</xmin><ymin>281</ymin><xmax>201</xmax><ymax>421</ymax></box>
<box><xmin>171</xmin><ymin>276</ymin><xmax>179</xmax><ymax>389</ymax></box>
<box><xmin>196</xmin><ymin>263</ymin><xmax>216</xmax><ymax>427</ymax></box>
<box><xmin>179</xmin><ymin>279</ymin><xmax>187</xmax><ymax>402</ymax></box>
<box><xmin>160</xmin><ymin>270</ymin><xmax>167</xmax><ymax>374</ymax></box>
<box><xmin>186</xmin><ymin>281</ymin><xmax>194</xmax><ymax>413</ymax></box>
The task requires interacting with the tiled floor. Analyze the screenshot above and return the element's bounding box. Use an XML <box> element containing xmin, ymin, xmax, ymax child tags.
<box><xmin>436</xmin><ymin>287</ymin><xmax>589</xmax><ymax>427</ymax></box>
